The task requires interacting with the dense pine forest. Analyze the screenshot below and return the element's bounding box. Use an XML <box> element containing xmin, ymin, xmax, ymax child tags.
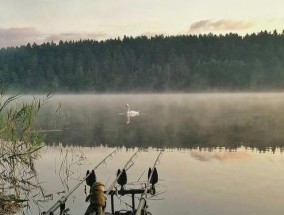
<box><xmin>1</xmin><ymin>30</ymin><xmax>284</xmax><ymax>92</ymax></box>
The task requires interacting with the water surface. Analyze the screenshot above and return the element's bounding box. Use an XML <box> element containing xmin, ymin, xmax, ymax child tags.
<box><xmin>41</xmin><ymin>93</ymin><xmax>284</xmax><ymax>150</ymax></box>
<box><xmin>15</xmin><ymin>93</ymin><xmax>284</xmax><ymax>214</ymax></box>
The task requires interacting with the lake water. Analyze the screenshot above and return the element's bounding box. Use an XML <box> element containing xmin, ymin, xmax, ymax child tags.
<box><xmin>14</xmin><ymin>93</ymin><xmax>284</xmax><ymax>215</ymax></box>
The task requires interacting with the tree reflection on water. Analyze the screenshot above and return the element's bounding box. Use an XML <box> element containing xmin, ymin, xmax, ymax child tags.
<box><xmin>42</xmin><ymin>94</ymin><xmax>284</xmax><ymax>152</ymax></box>
<box><xmin>2</xmin><ymin>93</ymin><xmax>284</xmax><ymax>214</ymax></box>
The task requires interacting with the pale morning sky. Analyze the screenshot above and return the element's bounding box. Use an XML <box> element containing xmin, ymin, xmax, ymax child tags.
<box><xmin>0</xmin><ymin>0</ymin><xmax>284</xmax><ymax>47</ymax></box>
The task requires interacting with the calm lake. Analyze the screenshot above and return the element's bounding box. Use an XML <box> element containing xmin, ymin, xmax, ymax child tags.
<box><xmin>16</xmin><ymin>93</ymin><xmax>284</xmax><ymax>215</ymax></box>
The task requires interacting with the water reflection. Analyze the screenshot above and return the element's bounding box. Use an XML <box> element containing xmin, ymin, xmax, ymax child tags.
<box><xmin>11</xmin><ymin>93</ymin><xmax>284</xmax><ymax>215</ymax></box>
<box><xmin>38</xmin><ymin>93</ymin><xmax>284</xmax><ymax>151</ymax></box>
<box><xmin>21</xmin><ymin>146</ymin><xmax>284</xmax><ymax>215</ymax></box>
<box><xmin>190</xmin><ymin>149</ymin><xmax>252</xmax><ymax>162</ymax></box>
<box><xmin>117</xmin><ymin>112</ymin><xmax>140</xmax><ymax>125</ymax></box>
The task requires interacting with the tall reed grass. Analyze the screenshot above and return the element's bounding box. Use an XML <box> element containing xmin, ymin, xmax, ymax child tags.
<box><xmin>0</xmin><ymin>89</ymin><xmax>51</xmax><ymax>214</ymax></box>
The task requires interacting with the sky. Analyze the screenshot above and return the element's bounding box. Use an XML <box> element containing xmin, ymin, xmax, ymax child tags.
<box><xmin>0</xmin><ymin>0</ymin><xmax>284</xmax><ymax>47</ymax></box>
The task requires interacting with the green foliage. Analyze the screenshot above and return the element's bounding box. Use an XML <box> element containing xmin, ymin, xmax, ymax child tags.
<box><xmin>1</xmin><ymin>31</ymin><xmax>284</xmax><ymax>92</ymax></box>
<box><xmin>0</xmin><ymin>89</ymin><xmax>50</xmax><ymax>212</ymax></box>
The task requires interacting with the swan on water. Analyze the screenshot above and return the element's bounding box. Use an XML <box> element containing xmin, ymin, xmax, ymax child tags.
<box><xmin>126</xmin><ymin>104</ymin><xmax>139</xmax><ymax>116</ymax></box>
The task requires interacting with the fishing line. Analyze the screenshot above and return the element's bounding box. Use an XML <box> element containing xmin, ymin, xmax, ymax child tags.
<box><xmin>43</xmin><ymin>148</ymin><xmax>119</xmax><ymax>214</ymax></box>
<box><xmin>105</xmin><ymin>149</ymin><xmax>141</xmax><ymax>196</ymax></box>
<box><xmin>135</xmin><ymin>150</ymin><xmax>163</xmax><ymax>215</ymax></box>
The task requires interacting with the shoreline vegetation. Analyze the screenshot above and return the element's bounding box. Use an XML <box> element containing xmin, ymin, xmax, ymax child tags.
<box><xmin>1</xmin><ymin>30</ymin><xmax>284</xmax><ymax>93</ymax></box>
<box><xmin>0</xmin><ymin>90</ymin><xmax>51</xmax><ymax>214</ymax></box>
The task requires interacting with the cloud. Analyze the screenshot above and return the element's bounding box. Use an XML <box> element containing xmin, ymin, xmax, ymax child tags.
<box><xmin>189</xmin><ymin>19</ymin><xmax>253</xmax><ymax>34</ymax></box>
<box><xmin>0</xmin><ymin>27</ymin><xmax>43</xmax><ymax>47</ymax></box>
<box><xmin>0</xmin><ymin>27</ymin><xmax>109</xmax><ymax>48</ymax></box>
<box><xmin>190</xmin><ymin>150</ymin><xmax>252</xmax><ymax>162</ymax></box>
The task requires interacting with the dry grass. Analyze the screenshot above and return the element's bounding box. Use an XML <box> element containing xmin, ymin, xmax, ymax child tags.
<box><xmin>0</xmin><ymin>200</ymin><xmax>23</xmax><ymax>215</ymax></box>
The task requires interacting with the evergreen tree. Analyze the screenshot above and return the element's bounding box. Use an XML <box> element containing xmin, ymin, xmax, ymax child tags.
<box><xmin>0</xmin><ymin>31</ymin><xmax>284</xmax><ymax>92</ymax></box>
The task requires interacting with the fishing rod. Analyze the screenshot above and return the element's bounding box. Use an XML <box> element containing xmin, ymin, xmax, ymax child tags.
<box><xmin>90</xmin><ymin>149</ymin><xmax>140</xmax><ymax>215</ymax></box>
<box><xmin>43</xmin><ymin>148</ymin><xmax>118</xmax><ymax>215</ymax></box>
<box><xmin>105</xmin><ymin>149</ymin><xmax>140</xmax><ymax>196</ymax></box>
<box><xmin>135</xmin><ymin>151</ymin><xmax>163</xmax><ymax>215</ymax></box>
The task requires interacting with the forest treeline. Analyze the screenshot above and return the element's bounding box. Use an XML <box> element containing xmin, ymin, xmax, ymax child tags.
<box><xmin>1</xmin><ymin>30</ymin><xmax>284</xmax><ymax>92</ymax></box>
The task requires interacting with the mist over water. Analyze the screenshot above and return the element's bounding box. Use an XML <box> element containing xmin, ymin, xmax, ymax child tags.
<box><xmin>39</xmin><ymin>93</ymin><xmax>284</xmax><ymax>151</ymax></box>
<box><xmin>15</xmin><ymin>93</ymin><xmax>284</xmax><ymax>215</ymax></box>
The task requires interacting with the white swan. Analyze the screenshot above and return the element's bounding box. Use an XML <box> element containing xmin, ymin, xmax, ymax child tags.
<box><xmin>126</xmin><ymin>104</ymin><xmax>139</xmax><ymax>117</ymax></box>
